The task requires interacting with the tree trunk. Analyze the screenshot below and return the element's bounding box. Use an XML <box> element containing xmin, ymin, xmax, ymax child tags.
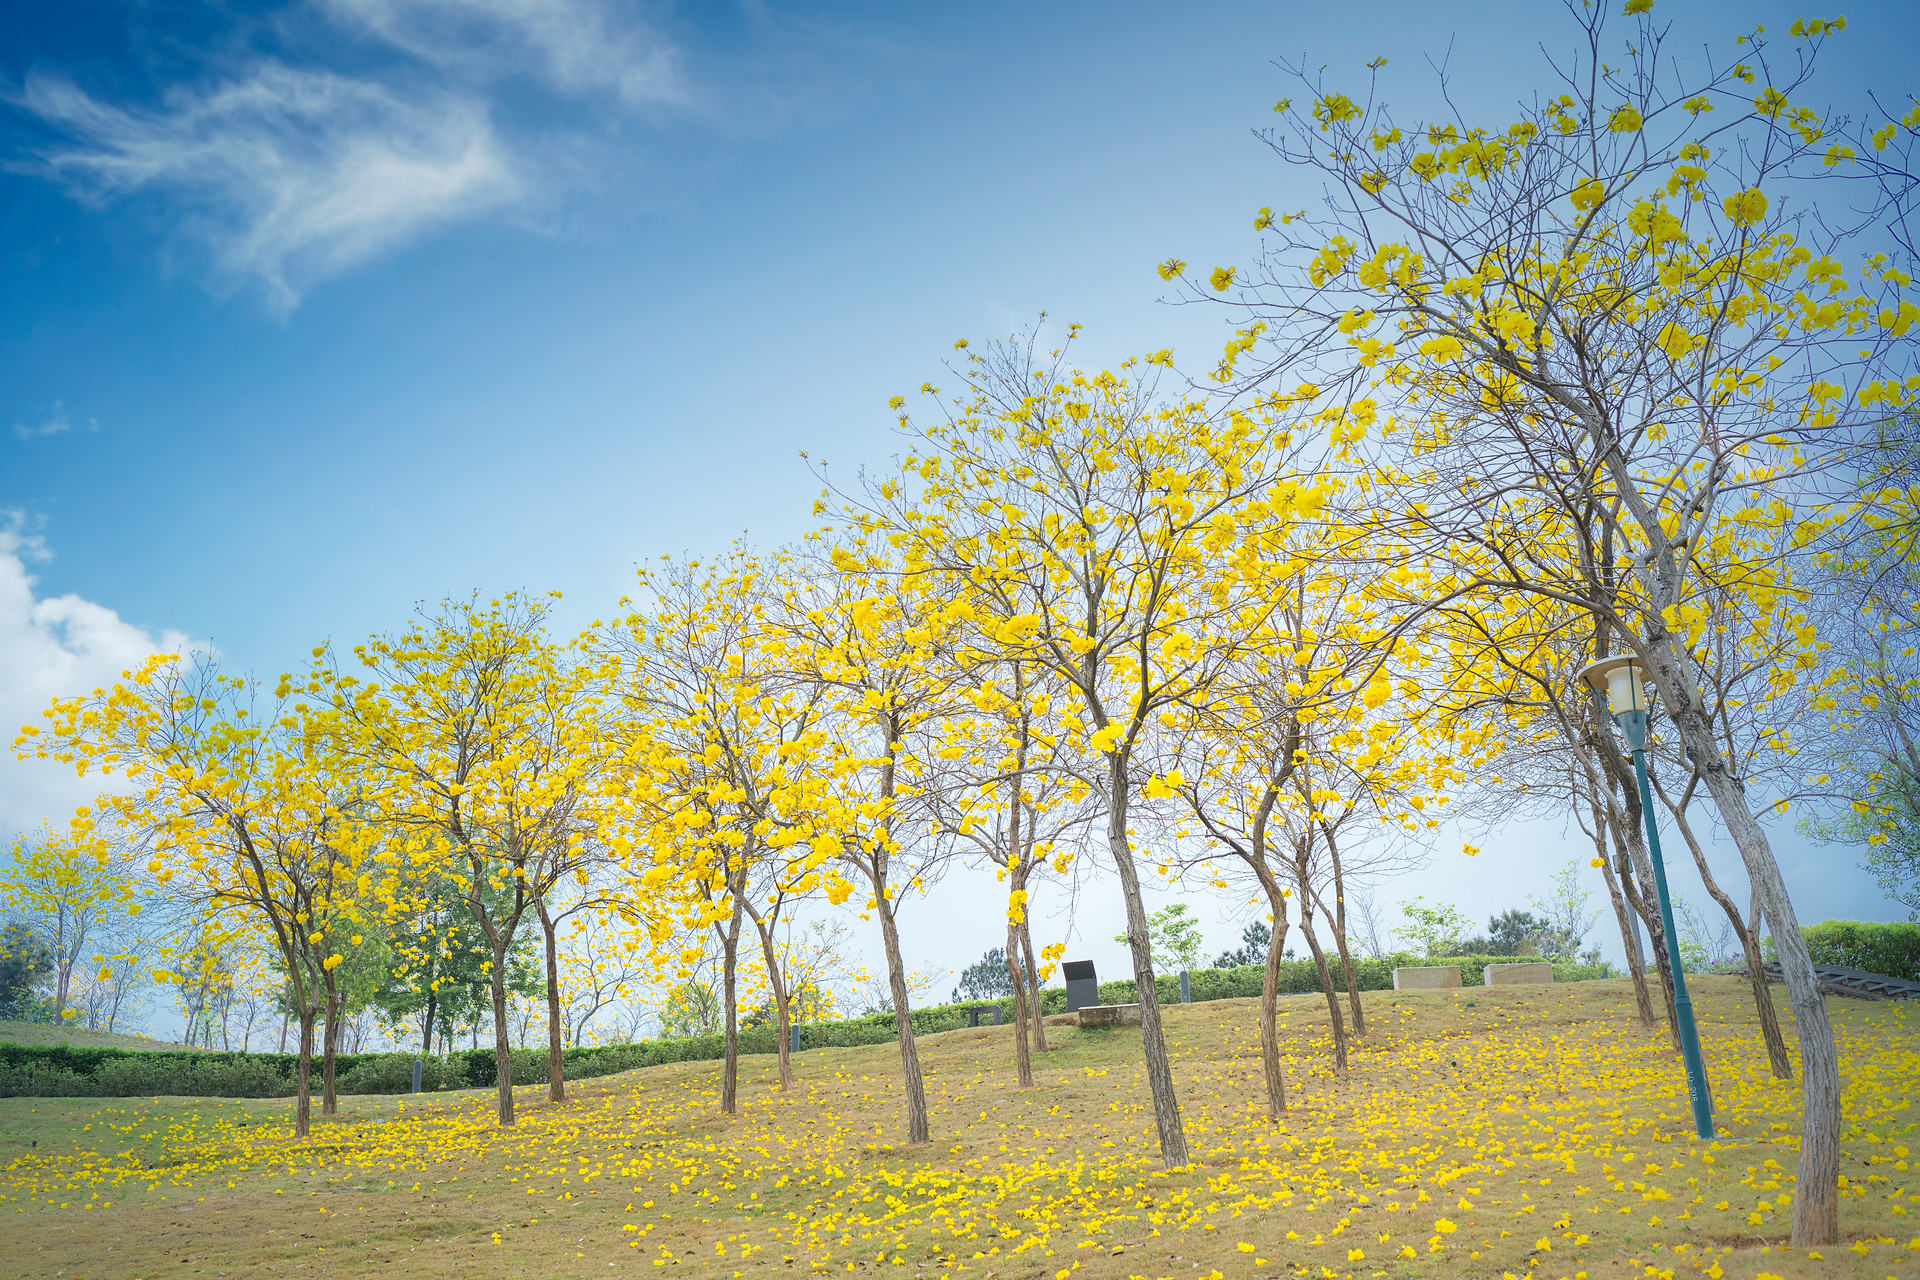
<box><xmin>421</xmin><ymin>988</ymin><xmax>437</xmax><ymax>1058</ymax></box>
<box><xmin>1106</xmin><ymin>763</ymin><xmax>1189</xmax><ymax>1167</ymax></box>
<box><xmin>1586</xmin><ymin>783</ymin><xmax>1657</xmax><ymax>1027</ymax></box>
<box><xmin>1318</xmin><ymin>825</ymin><xmax>1366</xmax><ymax>1036</ymax></box>
<box><xmin>537</xmin><ymin>900</ymin><xmax>565</xmax><ymax>1103</ymax></box>
<box><xmin>745</xmin><ymin>904</ymin><xmax>794</xmax><ymax>1091</ymax></box>
<box><xmin>278</xmin><ymin>1009</ymin><xmax>290</xmax><ymax>1056</ymax></box>
<box><xmin>1690</xmin><ymin>754</ymin><xmax>1841</xmax><ymax>1245</ymax></box>
<box><xmin>1296</xmin><ymin>907</ymin><xmax>1348</xmax><ymax>1075</ymax></box>
<box><xmin>1005</xmin><ymin>911</ymin><xmax>1034</xmax><ymax>1089</ymax></box>
<box><xmin>293</xmin><ymin>1007</ymin><xmax>316</xmax><ymax>1139</ymax></box>
<box><xmin>1740</xmin><ymin>893</ymin><xmax>1794</xmax><ymax>1080</ymax></box>
<box><xmin>1606</xmin><ymin>791</ymin><xmax>1682</xmax><ymax>1048</ymax></box>
<box><xmin>489</xmin><ymin>942</ymin><xmax>516</xmax><ymax>1127</ymax></box>
<box><xmin>1259</xmin><ymin>900</ymin><xmax>1291</xmax><ymax>1120</ymax></box>
<box><xmin>1652</xmin><ymin>772</ymin><xmax>1795</xmax><ymax>1081</ymax></box>
<box><xmin>320</xmin><ymin>982</ymin><xmax>340</xmax><ymax>1116</ymax></box>
<box><xmin>718</xmin><ymin>904</ymin><xmax>743</xmax><ymax>1116</ymax></box>
<box><xmin>1324</xmin><ymin>907</ymin><xmax>1366</xmax><ymax>1039</ymax></box>
<box><xmin>875</xmin><ymin>886</ymin><xmax>931</xmax><ymax>1143</ymax></box>
<box><xmin>1018</xmin><ymin>920</ymin><xmax>1048</xmax><ymax>1053</ymax></box>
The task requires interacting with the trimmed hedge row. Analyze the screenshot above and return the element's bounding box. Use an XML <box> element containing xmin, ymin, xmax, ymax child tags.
<box><xmin>1782</xmin><ymin>920</ymin><xmax>1920</xmax><ymax>981</ymax></box>
<box><xmin>0</xmin><ymin>951</ymin><xmax>1608</xmax><ymax>1098</ymax></box>
<box><xmin>1090</xmin><ymin>952</ymin><xmax>1611</xmax><ymax>1006</ymax></box>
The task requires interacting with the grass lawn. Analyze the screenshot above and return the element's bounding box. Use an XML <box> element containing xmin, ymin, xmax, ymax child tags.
<box><xmin>2</xmin><ymin>977</ymin><xmax>1914</xmax><ymax>1280</ymax></box>
<box><xmin>0</xmin><ymin>1022</ymin><xmax>195</xmax><ymax>1052</ymax></box>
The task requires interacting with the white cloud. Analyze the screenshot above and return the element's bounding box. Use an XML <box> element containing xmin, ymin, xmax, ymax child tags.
<box><xmin>321</xmin><ymin>0</ymin><xmax>689</xmax><ymax>107</ymax></box>
<box><xmin>0</xmin><ymin>515</ymin><xmax>196</xmax><ymax>835</ymax></box>
<box><xmin>12</xmin><ymin>400</ymin><xmax>98</xmax><ymax>442</ymax></box>
<box><xmin>15</xmin><ymin>64</ymin><xmax>518</xmax><ymax>312</ymax></box>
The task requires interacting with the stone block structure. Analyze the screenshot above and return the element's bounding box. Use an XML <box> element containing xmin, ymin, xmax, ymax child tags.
<box><xmin>1075</xmin><ymin>1003</ymin><xmax>1142</xmax><ymax>1028</ymax></box>
<box><xmin>1483</xmin><ymin>962</ymin><xmax>1553</xmax><ymax>986</ymax></box>
<box><xmin>1393</xmin><ymin>965</ymin><xmax>1462</xmax><ymax>990</ymax></box>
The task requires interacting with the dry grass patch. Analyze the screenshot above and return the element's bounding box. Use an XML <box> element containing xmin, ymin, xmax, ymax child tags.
<box><xmin>2</xmin><ymin>978</ymin><xmax>1915</xmax><ymax>1280</ymax></box>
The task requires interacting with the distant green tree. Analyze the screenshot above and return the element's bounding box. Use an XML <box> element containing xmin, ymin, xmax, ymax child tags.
<box><xmin>1116</xmin><ymin>903</ymin><xmax>1205</xmax><ymax>973</ymax></box>
<box><xmin>373</xmin><ymin>881</ymin><xmax>540</xmax><ymax>1055</ymax></box>
<box><xmin>1212</xmin><ymin>920</ymin><xmax>1271</xmax><ymax>969</ymax></box>
<box><xmin>0</xmin><ymin>922</ymin><xmax>54</xmax><ymax>1021</ymax></box>
<box><xmin>658</xmin><ymin>979</ymin><xmax>722</xmax><ymax>1039</ymax></box>
<box><xmin>952</xmin><ymin>947</ymin><xmax>1015</xmax><ymax>1003</ymax></box>
<box><xmin>1394</xmin><ymin>897</ymin><xmax>1471</xmax><ymax>958</ymax></box>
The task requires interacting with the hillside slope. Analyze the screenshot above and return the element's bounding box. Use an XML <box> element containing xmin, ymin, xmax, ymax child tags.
<box><xmin>2</xmin><ymin>977</ymin><xmax>1915</xmax><ymax>1280</ymax></box>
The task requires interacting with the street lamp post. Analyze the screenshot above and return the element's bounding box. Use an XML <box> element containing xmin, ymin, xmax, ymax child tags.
<box><xmin>1577</xmin><ymin>653</ymin><xmax>1717</xmax><ymax>1140</ymax></box>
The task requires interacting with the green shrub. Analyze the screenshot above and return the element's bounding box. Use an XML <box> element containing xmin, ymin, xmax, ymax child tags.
<box><xmin>1779</xmin><ymin>920</ymin><xmax>1920</xmax><ymax>980</ymax></box>
<box><xmin>0</xmin><ymin>950</ymin><xmax>1614</xmax><ymax>1099</ymax></box>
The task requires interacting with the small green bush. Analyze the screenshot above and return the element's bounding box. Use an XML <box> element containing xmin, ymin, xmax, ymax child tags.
<box><xmin>1777</xmin><ymin>920</ymin><xmax>1920</xmax><ymax>980</ymax></box>
<box><xmin>0</xmin><ymin>950</ymin><xmax>1614</xmax><ymax>1099</ymax></box>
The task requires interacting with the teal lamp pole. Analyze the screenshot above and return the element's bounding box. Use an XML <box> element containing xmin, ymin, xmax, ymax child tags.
<box><xmin>1578</xmin><ymin>653</ymin><xmax>1716</xmax><ymax>1140</ymax></box>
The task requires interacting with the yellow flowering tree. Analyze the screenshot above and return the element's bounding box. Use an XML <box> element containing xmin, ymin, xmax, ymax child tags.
<box><xmin>859</xmin><ymin>329</ymin><xmax>1323</xmax><ymax>1166</ymax></box>
<box><xmin>770</xmin><ymin>536</ymin><xmax>972</xmax><ymax>1144</ymax></box>
<box><xmin>16</xmin><ymin>653</ymin><xmax>371</xmax><ymax>1136</ymax></box>
<box><xmin>607</xmin><ymin>551</ymin><xmax>837</xmax><ymax>1111</ymax></box>
<box><xmin>1182</xmin><ymin>8</ymin><xmax>1919</xmax><ymax>1239</ymax></box>
<box><xmin>332</xmin><ymin>593</ymin><xmax>615</xmax><ymax>1126</ymax></box>
<box><xmin>2</xmin><ymin>809</ymin><xmax>138</xmax><ymax>1020</ymax></box>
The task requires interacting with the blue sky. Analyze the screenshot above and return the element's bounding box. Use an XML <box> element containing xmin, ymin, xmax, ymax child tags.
<box><xmin>3</xmin><ymin>0</ymin><xmax>1915</xmax><ymax>1015</ymax></box>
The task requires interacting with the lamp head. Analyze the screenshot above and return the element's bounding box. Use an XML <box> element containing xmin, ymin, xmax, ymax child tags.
<box><xmin>1576</xmin><ymin>654</ymin><xmax>1650</xmax><ymax>717</ymax></box>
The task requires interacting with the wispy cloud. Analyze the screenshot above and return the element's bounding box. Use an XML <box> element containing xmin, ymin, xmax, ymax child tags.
<box><xmin>12</xmin><ymin>401</ymin><xmax>98</xmax><ymax>442</ymax></box>
<box><xmin>16</xmin><ymin>65</ymin><xmax>518</xmax><ymax>312</ymax></box>
<box><xmin>8</xmin><ymin>0</ymin><xmax>684</xmax><ymax>311</ymax></box>
<box><xmin>322</xmin><ymin>0</ymin><xmax>690</xmax><ymax>107</ymax></box>
<box><xmin>0</xmin><ymin>512</ymin><xmax>200</xmax><ymax>832</ymax></box>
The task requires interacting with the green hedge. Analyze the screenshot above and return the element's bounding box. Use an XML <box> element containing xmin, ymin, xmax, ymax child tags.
<box><xmin>1775</xmin><ymin>920</ymin><xmax>1920</xmax><ymax>981</ymax></box>
<box><xmin>1091</xmin><ymin>952</ymin><xmax>1611</xmax><ymax>1005</ymax></box>
<box><xmin>0</xmin><ymin>953</ymin><xmax>1609</xmax><ymax>1099</ymax></box>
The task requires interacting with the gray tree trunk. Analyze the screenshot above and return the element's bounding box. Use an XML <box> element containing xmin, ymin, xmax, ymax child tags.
<box><xmin>1654</xmin><ymin>776</ymin><xmax>1794</xmax><ymax>1080</ymax></box>
<box><xmin>1259</xmin><ymin>905</ymin><xmax>1291</xmax><ymax>1120</ymax></box>
<box><xmin>718</xmin><ymin>904</ymin><xmax>743</xmax><ymax>1115</ymax></box>
<box><xmin>1018</xmin><ymin>920</ymin><xmax>1048</xmax><ymax>1053</ymax></box>
<box><xmin>488</xmin><ymin>944</ymin><xmax>516</xmax><ymax>1127</ymax></box>
<box><xmin>875</xmin><ymin>889</ymin><xmax>931</xmax><ymax>1143</ymax></box>
<box><xmin>538</xmin><ymin>900</ymin><xmax>566</xmax><ymax>1102</ymax></box>
<box><xmin>1107</xmin><ymin>758</ymin><xmax>1189</xmax><ymax>1167</ymax></box>
<box><xmin>1689</xmin><ymin>755</ymin><xmax>1840</xmax><ymax>1244</ymax></box>
<box><xmin>294</xmin><ymin>1008</ymin><xmax>316</xmax><ymax>1139</ymax></box>
<box><xmin>1005</xmin><ymin>863</ymin><xmax>1033</xmax><ymax>1087</ymax></box>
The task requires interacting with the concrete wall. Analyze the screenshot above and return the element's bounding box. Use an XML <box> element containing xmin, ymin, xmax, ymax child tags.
<box><xmin>1484</xmin><ymin>962</ymin><xmax>1554</xmax><ymax>986</ymax></box>
<box><xmin>1393</xmin><ymin>966</ymin><xmax>1462</xmax><ymax>990</ymax></box>
<box><xmin>1075</xmin><ymin>1004</ymin><xmax>1142</xmax><ymax>1028</ymax></box>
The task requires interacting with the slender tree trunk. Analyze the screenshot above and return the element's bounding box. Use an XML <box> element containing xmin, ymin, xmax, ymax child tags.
<box><xmin>1654</xmin><ymin>775</ymin><xmax>1795</xmax><ymax>1079</ymax></box>
<box><xmin>489</xmin><ymin>942</ymin><xmax>516</xmax><ymax>1127</ymax></box>
<box><xmin>718</xmin><ymin>905</ymin><xmax>743</xmax><ymax>1116</ymax></box>
<box><xmin>745</xmin><ymin>904</ymin><xmax>794</xmax><ymax>1091</ymax></box>
<box><xmin>421</xmin><ymin>988</ymin><xmax>437</xmax><ymax>1058</ymax></box>
<box><xmin>294</xmin><ymin>1006</ymin><xmax>316</xmax><ymax>1140</ymax></box>
<box><xmin>1607</xmin><ymin>792</ymin><xmax>1682</xmax><ymax>1048</ymax></box>
<box><xmin>1107</xmin><ymin>764</ymin><xmax>1189</xmax><ymax>1168</ymax></box>
<box><xmin>1005</xmin><ymin>909</ymin><xmax>1034</xmax><ymax>1088</ymax></box>
<box><xmin>1259</xmin><ymin>899</ymin><xmax>1291</xmax><ymax>1120</ymax></box>
<box><xmin>1325</xmin><ymin>908</ymin><xmax>1366</xmax><ymax>1039</ymax></box>
<box><xmin>278</xmin><ymin>1009</ymin><xmax>290</xmax><ymax>1055</ymax></box>
<box><xmin>1690</xmin><ymin>755</ymin><xmax>1841</xmax><ymax>1245</ymax></box>
<box><xmin>537</xmin><ymin>900</ymin><xmax>565</xmax><ymax>1103</ymax></box>
<box><xmin>1018</xmin><ymin>920</ymin><xmax>1048</xmax><ymax>1052</ymax></box>
<box><xmin>1318</xmin><ymin>826</ymin><xmax>1366</xmax><ymax>1036</ymax></box>
<box><xmin>320</xmin><ymin>983</ymin><xmax>340</xmax><ymax>1116</ymax></box>
<box><xmin>1587</xmin><ymin>783</ymin><xmax>1657</xmax><ymax>1027</ymax></box>
<box><xmin>875</xmin><ymin>886</ymin><xmax>931</xmax><ymax>1143</ymax></box>
<box><xmin>1296</xmin><ymin>905</ymin><xmax>1348</xmax><ymax>1075</ymax></box>
<box><xmin>1740</xmin><ymin>893</ymin><xmax>1794</xmax><ymax>1080</ymax></box>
